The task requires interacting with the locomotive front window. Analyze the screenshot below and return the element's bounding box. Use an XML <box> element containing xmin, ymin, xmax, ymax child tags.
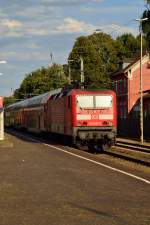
<box><xmin>95</xmin><ymin>95</ymin><xmax>112</xmax><ymax>108</ymax></box>
<box><xmin>76</xmin><ymin>95</ymin><xmax>94</xmax><ymax>108</ymax></box>
<box><xmin>76</xmin><ymin>95</ymin><xmax>113</xmax><ymax>109</ymax></box>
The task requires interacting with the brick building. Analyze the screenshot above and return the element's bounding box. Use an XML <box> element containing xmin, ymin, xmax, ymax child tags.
<box><xmin>112</xmin><ymin>53</ymin><xmax>150</xmax><ymax>137</ymax></box>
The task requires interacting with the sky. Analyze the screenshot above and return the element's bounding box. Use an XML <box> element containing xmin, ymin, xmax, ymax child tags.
<box><xmin>0</xmin><ymin>0</ymin><xmax>146</xmax><ymax>97</ymax></box>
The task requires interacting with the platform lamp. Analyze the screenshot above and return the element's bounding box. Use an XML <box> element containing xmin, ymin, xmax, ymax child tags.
<box><xmin>135</xmin><ymin>18</ymin><xmax>148</xmax><ymax>143</ymax></box>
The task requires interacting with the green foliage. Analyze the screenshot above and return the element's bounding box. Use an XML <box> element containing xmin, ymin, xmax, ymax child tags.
<box><xmin>13</xmin><ymin>31</ymin><xmax>146</xmax><ymax>98</ymax></box>
<box><xmin>68</xmin><ymin>32</ymin><xmax>141</xmax><ymax>89</ymax></box>
<box><xmin>68</xmin><ymin>33</ymin><xmax>119</xmax><ymax>89</ymax></box>
<box><xmin>14</xmin><ymin>64</ymin><xmax>68</xmax><ymax>99</ymax></box>
<box><xmin>116</xmin><ymin>33</ymin><xmax>142</xmax><ymax>59</ymax></box>
<box><xmin>4</xmin><ymin>96</ymin><xmax>18</xmax><ymax>107</ymax></box>
<box><xmin>142</xmin><ymin>9</ymin><xmax>150</xmax><ymax>50</ymax></box>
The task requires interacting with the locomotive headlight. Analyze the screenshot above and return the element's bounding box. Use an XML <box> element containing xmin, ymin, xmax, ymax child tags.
<box><xmin>77</xmin><ymin>121</ymin><xmax>88</xmax><ymax>126</ymax></box>
<box><xmin>102</xmin><ymin>121</ymin><xmax>113</xmax><ymax>126</ymax></box>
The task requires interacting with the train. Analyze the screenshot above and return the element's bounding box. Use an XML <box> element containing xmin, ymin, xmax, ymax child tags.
<box><xmin>5</xmin><ymin>88</ymin><xmax>117</xmax><ymax>151</ymax></box>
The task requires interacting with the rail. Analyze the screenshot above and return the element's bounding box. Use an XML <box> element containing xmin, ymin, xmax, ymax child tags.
<box><xmin>5</xmin><ymin>129</ymin><xmax>150</xmax><ymax>167</ymax></box>
<box><xmin>116</xmin><ymin>138</ymin><xmax>150</xmax><ymax>153</ymax></box>
<box><xmin>104</xmin><ymin>139</ymin><xmax>150</xmax><ymax>167</ymax></box>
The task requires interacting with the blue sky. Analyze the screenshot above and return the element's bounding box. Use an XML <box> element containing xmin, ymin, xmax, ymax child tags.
<box><xmin>0</xmin><ymin>0</ymin><xmax>146</xmax><ymax>96</ymax></box>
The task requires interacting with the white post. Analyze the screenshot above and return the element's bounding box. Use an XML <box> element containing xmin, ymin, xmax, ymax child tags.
<box><xmin>136</xmin><ymin>17</ymin><xmax>148</xmax><ymax>143</ymax></box>
<box><xmin>0</xmin><ymin>61</ymin><xmax>7</xmax><ymax>140</ymax></box>
<box><xmin>0</xmin><ymin>109</ymin><xmax>4</xmax><ymax>140</ymax></box>
<box><xmin>80</xmin><ymin>56</ymin><xmax>84</xmax><ymax>83</ymax></box>
<box><xmin>68</xmin><ymin>59</ymin><xmax>74</xmax><ymax>85</ymax></box>
<box><xmin>140</xmin><ymin>29</ymin><xmax>143</xmax><ymax>143</ymax></box>
<box><xmin>68</xmin><ymin>65</ymin><xmax>71</xmax><ymax>84</ymax></box>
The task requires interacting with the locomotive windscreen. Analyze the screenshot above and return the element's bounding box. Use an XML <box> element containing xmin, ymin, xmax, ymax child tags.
<box><xmin>95</xmin><ymin>95</ymin><xmax>112</xmax><ymax>108</ymax></box>
<box><xmin>76</xmin><ymin>95</ymin><xmax>113</xmax><ymax>109</ymax></box>
<box><xmin>77</xmin><ymin>95</ymin><xmax>93</xmax><ymax>108</ymax></box>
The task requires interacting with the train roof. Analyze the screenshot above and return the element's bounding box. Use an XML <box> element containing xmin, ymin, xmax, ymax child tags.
<box><xmin>6</xmin><ymin>88</ymin><xmax>62</xmax><ymax>110</ymax></box>
<box><xmin>5</xmin><ymin>88</ymin><xmax>115</xmax><ymax>111</ymax></box>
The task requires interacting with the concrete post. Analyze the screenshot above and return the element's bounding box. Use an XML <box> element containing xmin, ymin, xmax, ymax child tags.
<box><xmin>80</xmin><ymin>56</ymin><xmax>84</xmax><ymax>83</ymax></box>
<box><xmin>0</xmin><ymin>97</ymin><xmax>4</xmax><ymax>140</ymax></box>
<box><xmin>0</xmin><ymin>109</ymin><xmax>4</xmax><ymax>140</ymax></box>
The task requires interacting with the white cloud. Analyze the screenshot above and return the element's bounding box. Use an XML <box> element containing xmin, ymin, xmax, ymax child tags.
<box><xmin>0</xmin><ymin>19</ymin><xmax>22</xmax><ymax>29</ymax></box>
<box><xmin>55</xmin><ymin>17</ymin><xmax>138</xmax><ymax>37</ymax></box>
<box><xmin>80</xmin><ymin>5</ymin><xmax>138</xmax><ymax>14</ymax></box>
<box><xmin>0</xmin><ymin>19</ymin><xmax>23</xmax><ymax>37</ymax></box>
<box><xmin>55</xmin><ymin>17</ymin><xmax>96</xmax><ymax>33</ymax></box>
<box><xmin>0</xmin><ymin>50</ymin><xmax>48</xmax><ymax>62</ymax></box>
<box><xmin>42</xmin><ymin>0</ymin><xmax>104</xmax><ymax>6</ymax></box>
<box><xmin>0</xmin><ymin>17</ymin><xmax>53</xmax><ymax>37</ymax></box>
<box><xmin>100</xmin><ymin>24</ymin><xmax>138</xmax><ymax>37</ymax></box>
<box><xmin>12</xmin><ymin>5</ymin><xmax>57</xmax><ymax>19</ymax></box>
<box><xmin>25</xmin><ymin>26</ymin><xmax>49</xmax><ymax>36</ymax></box>
<box><xmin>0</xmin><ymin>5</ymin><xmax>61</xmax><ymax>38</ymax></box>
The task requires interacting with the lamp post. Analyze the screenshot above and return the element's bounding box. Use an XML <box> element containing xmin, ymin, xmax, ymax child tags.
<box><xmin>135</xmin><ymin>18</ymin><xmax>148</xmax><ymax>143</ymax></box>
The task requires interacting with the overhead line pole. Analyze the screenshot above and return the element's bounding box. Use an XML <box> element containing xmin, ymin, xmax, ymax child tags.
<box><xmin>80</xmin><ymin>56</ymin><xmax>84</xmax><ymax>85</ymax></box>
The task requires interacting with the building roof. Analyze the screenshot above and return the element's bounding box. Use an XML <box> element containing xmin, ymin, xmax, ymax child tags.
<box><xmin>111</xmin><ymin>52</ymin><xmax>149</xmax><ymax>77</ymax></box>
<box><xmin>143</xmin><ymin>89</ymin><xmax>150</xmax><ymax>99</ymax></box>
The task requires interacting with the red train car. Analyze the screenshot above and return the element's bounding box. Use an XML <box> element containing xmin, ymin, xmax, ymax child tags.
<box><xmin>5</xmin><ymin>88</ymin><xmax>117</xmax><ymax>151</ymax></box>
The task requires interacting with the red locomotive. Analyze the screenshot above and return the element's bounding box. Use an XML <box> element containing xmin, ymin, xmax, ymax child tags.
<box><xmin>5</xmin><ymin>88</ymin><xmax>117</xmax><ymax>151</ymax></box>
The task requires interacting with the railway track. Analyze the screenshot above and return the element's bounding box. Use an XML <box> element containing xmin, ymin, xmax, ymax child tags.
<box><xmin>116</xmin><ymin>139</ymin><xmax>150</xmax><ymax>153</ymax></box>
<box><xmin>5</xmin><ymin>129</ymin><xmax>150</xmax><ymax>167</ymax></box>
<box><xmin>104</xmin><ymin>139</ymin><xmax>150</xmax><ymax>167</ymax></box>
<box><xmin>105</xmin><ymin>149</ymin><xmax>150</xmax><ymax>167</ymax></box>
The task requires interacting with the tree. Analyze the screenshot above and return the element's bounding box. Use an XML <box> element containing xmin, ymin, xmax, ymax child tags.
<box><xmin>4</xmin><ymin>96</ymin><xmax>18</xmax><ymax>107</ymax></box>
<box><xmin>115</xmin><ymin>33</ymin><xmax>143</xmax><ymax>59</ymax></box>
<box><xmin>142</xmin><ymin>2</ymin><xmax>150</xmax><ymax>50</ymax></box>
<box><xmin>68</xmin><ymin>32</ymin><xmax>120</xmax><ymax>89</ymax></box>
<box><xmin>14</xmin><ymin>64</ymin><xmax>68</xmax><ymax>99</ymax></box>
<box><xmin>147</xmin><ymin>0</ymin><xmax>150</xmax><ymax>6</ymax></box>
<box><xmin>13</xmin><ymin>31</ymin><xmax>144</xmax><ymax>99</ymax></box>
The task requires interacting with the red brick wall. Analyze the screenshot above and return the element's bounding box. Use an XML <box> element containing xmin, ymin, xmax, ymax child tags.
<box><xmin>128</xmin><ymin>61</ymin><xmax>150</xmax><ymax>113</ymax></box>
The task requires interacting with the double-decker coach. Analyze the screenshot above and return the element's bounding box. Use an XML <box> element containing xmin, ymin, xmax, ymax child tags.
<box><xmin>5</xmin><ymin>88</ymin><xmax>117</xmax><ymax>151</ymax></box>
